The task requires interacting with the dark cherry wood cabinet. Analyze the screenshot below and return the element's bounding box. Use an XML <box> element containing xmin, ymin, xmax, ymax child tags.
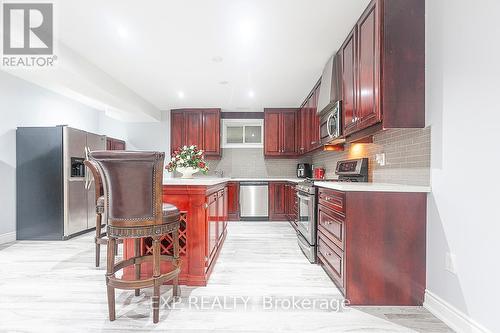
<box><xmin>202</xmin><ymin>109</ymin><xmax>221</xmax><ymax>158</ymax></box>
<box><xmin>296</xmin><ymin>81</ymin><xmax>321</xmax><ymax>155</ymax></box>
<box><xmin>106</xmin><ymin>137</ymin><xmax>126</xmax><ymax>150</ymax></box>
<box><xmin>123</xmin><ymin>182</ymin><xmax>228</xmax><ymax>287</ymax></box>
<box><xmin>269</xmin><ymin>182</ymin><xmax>288</xmax><ymax>221</ymax></box>
<box><xmin>356</xmin><ymin>0</ymin><xmax>381</xmax><ymax>131</ymax></box>
<box><xmin>340</xmin><ymin>0</ymin><xmax>424</xmax><ymax>138</ymax></box>
<box><xmin>316</xmin><ymin>186</ymin><xmax>426</xmax><ymax>305</ymax></box>
<box><xmin>264</xmin><ymin>108</ymin><xmax>298</xmax><ymax>157</ymax></box>
<box><xmin>207</xmin><ymin>192</ymin><xmax>218</xmax><ymax>259</ymax></box>
<box><xmin>227</xmin><ymin>181</ymin><xmax>240</xmax><ymax>221</ymax></box>
<box><xmin>170</xmin><ymin>108</ymin><xmax>221</xmax><ymax>159</ymax></box>
<box><xmin>341</xmin><ymin>27</ymin><xmax>358</xmax><ymax>136</ymax></box>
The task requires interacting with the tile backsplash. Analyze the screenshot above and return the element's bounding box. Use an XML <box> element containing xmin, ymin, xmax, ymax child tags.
<box><xmin>311</xmin><ymin>127</ymin><xmax>431</xmax><ymax>185</ymax></box>
<box><xmin>206</xmin><ymin>148</ymin><xmax>306</xmax><ymax>178</ymax></box>
<box><xmin>175</xmin><ymin>127</ymin><xmax>430</xmax><ymax>184</ymax></box>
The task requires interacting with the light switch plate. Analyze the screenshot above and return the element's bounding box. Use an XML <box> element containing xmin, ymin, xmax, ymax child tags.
<box><xmin>375</xmin><ymin>153</ymin><xmax>386</xmax><ymax>166</ymax></box>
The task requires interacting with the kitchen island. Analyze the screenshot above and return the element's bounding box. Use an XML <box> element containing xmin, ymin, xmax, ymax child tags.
<box><xmin>123</xmin><ymin>178</ymin><xmax>229</xmax><ymax>286</ymax></box>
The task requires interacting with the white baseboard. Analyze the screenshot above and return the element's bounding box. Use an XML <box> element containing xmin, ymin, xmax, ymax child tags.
<box><xmin>0</xmin><ymin>231</ymin><xmax>16</xmax><ymax>245</ymax></box>
<box><xmin>424</xmin><ymin>290</ymin><xmax>491</xmax><ymax>333</ymax></box>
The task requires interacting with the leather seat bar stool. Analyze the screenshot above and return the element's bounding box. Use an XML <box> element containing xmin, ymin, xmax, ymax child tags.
<box><xmin>84</xmin><ymin>160</ymin><xmax>122</xmax><ymax>267</ymax></box>
<box><xmin>89</xmin><ymin>151</ymin><xmax>181</xmax><ymax>323</ymax></box>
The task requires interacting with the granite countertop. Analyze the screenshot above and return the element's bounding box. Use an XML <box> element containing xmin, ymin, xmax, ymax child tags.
<box><xmin>314</xmin><ymin>181</ymin><xmax>431</xmax><ymax>193</ymax></box>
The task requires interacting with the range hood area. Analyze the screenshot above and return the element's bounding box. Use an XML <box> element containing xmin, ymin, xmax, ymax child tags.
<box><xmin>317</xmin><ymin>53</ymin><xmax>342</xmax><ymax>115</ymax></box>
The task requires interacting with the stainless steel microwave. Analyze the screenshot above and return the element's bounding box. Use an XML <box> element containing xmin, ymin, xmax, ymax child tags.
<box><xmin>319</xmin><ymin>101</ymin><xmax>343</xmax><ymax>145</ymax></box>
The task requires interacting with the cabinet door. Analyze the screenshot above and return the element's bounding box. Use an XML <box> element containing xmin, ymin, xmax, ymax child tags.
<box><xmin>298</xmin><ymin>106</ymin><xmax>308</xmax><ymax>154</ymax></box>
<box><xmin>185</xmin><ymin>111</ymin><xmax>203</xmax><ymax>148</ymax></box>
<box><xmin>170</xmin><ymin>111</ymin><xmax>185</xmax><ymax>155</ymax></box>
<box><xmin>264</xmin><ymin>111</ymin><xmax>281</xmax><ymax>156</ymax></box>
<box><xmin>357</xmin><ymin>0</ymin><xmax>381</xmax><ymax>130</ymax></box>
<box><xmin>269</xmin><ymin>182</ymin><xmax>287</xmax><ymax>221</ymax></box>
<box><xmin>217</xmin><ymin>190</ymin><xmax>224</xmax><ymax>241</ymax></box>
<box><xmin>310</xmin><ymin>85</ymin><xmax>321</xmax><ymax>150</ymax></box>
<box><xmin>202</xmin><ymin>109</ymin><xmax>221</xmax><ymax>158</ymax></box>
<box><xmin>341</xmin><ymin>27</ymin><xmax>358</xmax><ymax>136</ymax></box>
<box><xmin>227</xmin><ymin>182</ymin><xmax>239</xmax><ymax>220</ymax></box>
<box><xmin>207</xmin><ymin>194</ymin><xmax>218</xmax><ymax>259</ymax></box>
<box><xmin>223</xmin><ymin>186</ymin><xmax>228</xmax><ymax>230</ymax></box>
<box><xmin>281</xmin><ymin>111</ymin><xmax>297</xmax><ymax>155</ymax></box>
<box><xmin>113</xmin><ymin>140</ymin><xmax>126</xmax><ymax>150</ymax></box>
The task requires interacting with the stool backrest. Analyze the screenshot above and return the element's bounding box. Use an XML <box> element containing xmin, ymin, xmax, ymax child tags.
<box><xmin>89</xmin><ymin>151</ymin><xmax>165</xmax><ymax>227</ymax></box>
<box><xmin>84</xmin><ymin>160</ymin><xmax>104</xmax><ymax>203</ymax></box>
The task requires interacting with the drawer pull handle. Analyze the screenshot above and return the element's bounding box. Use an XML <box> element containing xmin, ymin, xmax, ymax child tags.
<box><xmin>325</xmin><ymin>221</ymin><xmax>332</xmax><ymax>225</ymax></box>
<box><xmin>326</xmin><ymin>252</ymin><xmax>332</xmax><ymax>256</ymax></box>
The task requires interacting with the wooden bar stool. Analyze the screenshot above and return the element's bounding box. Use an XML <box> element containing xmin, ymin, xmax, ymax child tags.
<box><xmin>89</xmin><ymin>151</ymin><xmax>181</xmax><ymax>323</ymax></box>
<box><xmin>84</xmin><ymin>160</ymin><xmax>122</xmax><ymax>267</ymax></box>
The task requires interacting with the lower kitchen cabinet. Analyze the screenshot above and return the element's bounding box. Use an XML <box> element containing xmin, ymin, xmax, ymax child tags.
<box><xmin>123</xmin><ymin>182</ymin><xmax>228</xmax><ymax>286</ymax></box>
<box><xmin>316</xmin><ymin>186</ymin><xmax>427</xmax><ymax>305</ymax></box>
<box><xmin>269</xmin><ymin>182</ymin><xmax>288</xmax><ymax>221</ymax></box>
<box><xmin>227</xmin><ymin>181</ymin><xmax>239</xmax><ymax>221</ymax></box>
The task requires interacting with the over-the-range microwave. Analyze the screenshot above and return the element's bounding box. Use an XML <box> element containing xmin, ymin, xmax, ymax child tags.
<box><xmin>319</xmin><ymin>100</ymin><xmax>344</xmax><ymax>145</ymax></box>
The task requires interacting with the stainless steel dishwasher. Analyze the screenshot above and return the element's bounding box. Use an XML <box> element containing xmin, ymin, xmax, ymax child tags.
<box><xmin>239</xmin><ymin>181</ymin><xmax>269</xmax><ymax>220</ymax></box>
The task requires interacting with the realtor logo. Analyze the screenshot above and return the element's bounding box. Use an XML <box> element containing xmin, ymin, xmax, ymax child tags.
<box><xmin>2</xmin><ymin>2</ymin><xmax>56</xmax><ymax>67</ymax></box>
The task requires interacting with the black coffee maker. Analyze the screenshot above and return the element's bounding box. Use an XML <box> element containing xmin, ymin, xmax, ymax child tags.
<box><xmin>296</xmin><ymin>163</ymin><xmax>312</xmax><ymax>178</ymax></box>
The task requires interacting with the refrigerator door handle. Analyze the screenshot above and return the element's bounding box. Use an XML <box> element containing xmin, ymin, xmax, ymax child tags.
<box><xmin>84</xmin><ymin>146</ymin><xmax>90</xmax><ymax>190</ymax></box>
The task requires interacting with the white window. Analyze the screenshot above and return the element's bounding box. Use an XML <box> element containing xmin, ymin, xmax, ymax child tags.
<box><xmin>222</xmin><ymin>119</ymin><xmax>263</xmax><ymax>148</ymax></box>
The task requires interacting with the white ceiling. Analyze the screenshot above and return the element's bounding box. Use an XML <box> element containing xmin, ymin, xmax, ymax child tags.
<box><xmin>57</xmin><ymin>0</ymin><xmax>369</xmax><ymax>112</ymax></box>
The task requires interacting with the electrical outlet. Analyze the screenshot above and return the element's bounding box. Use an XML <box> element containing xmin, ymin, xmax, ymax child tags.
<box><xmin>375</xmin><ymin>153</ymin><xmax>386</xmax><ymax>166</ymax></box>
<box><xmin>445</xmin><ymin>252</ymin><xmax>457</xmax><ymax>274</ymax></box>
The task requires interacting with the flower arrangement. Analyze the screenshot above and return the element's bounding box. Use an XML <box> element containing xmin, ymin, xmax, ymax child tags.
<box><xmin>166</xmin><ymin>145</ymin><xmax>209</xmax><ymax>178</ymax></box>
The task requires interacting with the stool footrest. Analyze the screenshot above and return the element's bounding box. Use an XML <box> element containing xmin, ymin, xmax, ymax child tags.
<box><xmin>107</xmin><ymin>267</ymin><xmax>181</xmax><ymax>290</ymax></box>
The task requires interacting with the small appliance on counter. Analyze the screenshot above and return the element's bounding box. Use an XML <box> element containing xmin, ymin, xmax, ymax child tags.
<box><xmin>313</xmin><ymin>167</ymin><xmax>325</xmax><ymax>179</ymax></box>
<box><xmin>295</xmin><ymin>158</ymin><xmax>369</xmax><ymax>263</ymax></box>
<box><xmin>296</xmin><ymin>163</ymin><xmax>312</xmax><ymax>178</ymax></box>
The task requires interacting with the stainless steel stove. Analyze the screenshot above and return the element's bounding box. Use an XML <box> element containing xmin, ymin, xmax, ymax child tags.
<box><xmin>295</xmin><ymin>158</ymin><xmax>368</xmax><ymax>263</ymax></box>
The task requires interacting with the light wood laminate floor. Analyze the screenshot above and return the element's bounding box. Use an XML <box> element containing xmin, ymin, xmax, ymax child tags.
<box><xmin>0</xmin><ymin>222</ymin><xmax>452</xmax><ymax>332</ymax></box>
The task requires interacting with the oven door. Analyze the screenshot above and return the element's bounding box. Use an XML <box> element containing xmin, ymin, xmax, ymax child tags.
<box><xmin>296</xmin><ymin>190</ymin><xmax>316</xmax><ymax>245</ymax></box>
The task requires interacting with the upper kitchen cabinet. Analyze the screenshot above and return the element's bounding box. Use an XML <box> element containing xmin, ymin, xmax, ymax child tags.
<box><xmin>106</xmin><ymin>137</ymin><xmax>126</xmax><ymax>150</ymax></box>
<box><xmin>341</xmin><ymin>0</ymin><xmax>425</xmax><ymax>138</ymax></box>
<box><xmin>297</xmin><ymin>80</ymin><xmax>321</xmax><ymax>154</ymax></box>
<box><xmin>170</xmin><ymin>108</ymin><xmax>221</xmax><ymax>159</ymax></box>
<box><xmin>264</xmin><ymin>108</ymin><xmax>298</xmax><ymax>157</ymax></box>
<box><xmin>341</xmin><ymin>27</ymin><xmax>358</xmax><ymax>136</ymax></box>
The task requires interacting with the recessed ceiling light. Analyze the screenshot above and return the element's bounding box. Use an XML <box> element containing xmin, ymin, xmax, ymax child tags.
<box><xmin>212</xmin><ymin>56</ymin><xmax>223</xmax><ymax>63</ymax></box>
<box><xmin>248</xmin><ymin>90</ymin><xmax>255</xmax><ymax>98</ymax></box>
<box><xmin>238</xmin><ymin>19</ymin><xmax>257</xmax><ymax>43</ymax></box>
<box><xmin>117</xmin><ymin>26</ymin><xmax>128</xmax><ymax>39</ymax></box>
<box><xmin>177</xmin><ymin>91</ymin><xmax>185</xmax><ymax>99</ymax></box>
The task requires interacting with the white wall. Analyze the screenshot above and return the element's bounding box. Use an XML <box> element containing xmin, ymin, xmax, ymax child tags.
<box><xmin>0</xmin><ymin>71</ymin><xmax>129</xmax><ymax>237</ymax></box>
<box><xmin>426</xmin><ymin>1</ymin><xmax>500</xmax><ymax>332</ymax></box>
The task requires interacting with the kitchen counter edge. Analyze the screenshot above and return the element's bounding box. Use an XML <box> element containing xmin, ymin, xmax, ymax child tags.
<box><xmin>314</xmin><ymin>181</ymin><xmax>431</xmax><ymax>193</ymax></box>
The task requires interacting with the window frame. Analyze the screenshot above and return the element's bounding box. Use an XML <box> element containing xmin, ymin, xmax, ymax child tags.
<box><xmin>221</xmin><ymin>119</ymin><xmax>264</xmax><ymax>148</ymax></box>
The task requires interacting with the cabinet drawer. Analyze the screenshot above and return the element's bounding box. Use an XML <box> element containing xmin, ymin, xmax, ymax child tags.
<box><xmin>318</xmin><ymin>232</ymin><xmax>344</xmax><ymax>289</ymax></box>
<box><xmin>318</xmin><ymin>205</ymin><xmax>345</xmax><ymax>250</ymax></box>
<box><xmin>318</xmin><ymin>188</ymin><xmax>345</xmax><ymax>214</ymax></box>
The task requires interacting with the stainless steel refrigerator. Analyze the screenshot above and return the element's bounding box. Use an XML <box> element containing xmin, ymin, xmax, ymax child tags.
<box><xmin>17</xmin><ymin>126</ymin><xmax>107</xmax><ymax>240</ymax></box>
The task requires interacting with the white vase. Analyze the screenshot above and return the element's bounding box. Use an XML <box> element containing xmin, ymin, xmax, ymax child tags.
<box><xmin>177</xmin><ymin>166</ymin><xmax>199</xmax><ymax>179</ymax></box>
